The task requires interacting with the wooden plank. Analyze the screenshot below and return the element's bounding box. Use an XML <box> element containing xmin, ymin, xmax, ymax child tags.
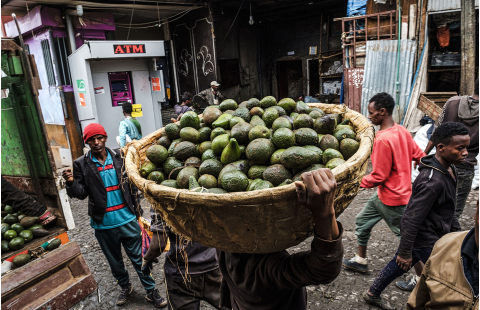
<box><xmin>401</xmin><ymin>16</ymin><xmax>408</xmax><ymax>40</ymax></box>
<box><xmin>408</xmin><ymin>4</ymin><xmax>416</xmax><ymax>40</ymax></box>
<box><xmin>461</xmin><ymin>0</ymin><xmax>476</xmax><ymax>95</ymax></box>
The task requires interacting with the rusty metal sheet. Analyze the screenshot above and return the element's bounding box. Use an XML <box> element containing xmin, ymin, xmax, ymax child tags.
<box><xmin>2</xmin><ymin>176</ymin><xmax>57</xmax><ymax>196</ymax></box>
<box><xmin>344</xmin><ymin>68</ymin><xmax>364</xmax><ymax>112</ymax></box>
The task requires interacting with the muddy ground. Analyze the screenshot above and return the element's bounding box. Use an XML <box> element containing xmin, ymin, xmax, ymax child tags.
<box><xmin>68</xmin><ymin>187</ymin><xmax>478</xmax><ymax>310</ymax></box>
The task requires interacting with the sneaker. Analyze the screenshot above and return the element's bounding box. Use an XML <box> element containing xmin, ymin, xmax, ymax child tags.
<box><xmin>116</xmin><ymin>283</ymin><xmax>133</xmax><ymax>306</ymax></box>
<box><xmin>146</xmin><ymin>288</ymin><xmax>167</xmax><ymax>308</ymax></box>
<box><xmin>343</xmin><ymin>255</ymin><xmax>368</xmax><ymax>273</ymax></box>
<box><xmin>396</xmin><ymin>276</ymin><xmax>419</xmax><ymax>291</ymax></box>
<box><xmin>362</xmin><ymin>291</ymin><xmax>395</xmax><ymax>310</ymax></box>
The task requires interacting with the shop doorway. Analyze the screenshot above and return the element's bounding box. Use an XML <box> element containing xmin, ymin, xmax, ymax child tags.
<box><xmin>276</xmin><ymin>60</ymin><xmax>303</xmax><ymax>99</ymax></box>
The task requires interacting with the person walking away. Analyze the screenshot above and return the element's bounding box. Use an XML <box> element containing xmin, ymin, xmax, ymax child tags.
<box><xmin>62</xmin><ymin>123</ymin><xmax>166</xmax><ymax>308</ymax></box>
<box><xmin>197</xmin><ymin>81</ymin><xmax>225</xmax><ymax>106</ymax></box>
<box><xmin>407</xmin><ymin>200</ymin><xmax>479</xmax><ymax>309</ymax></box>
<box><xmin>424</xmin><ymin>79</ymin><xmax>479</xmax><ymax>227</ymax></box>
<box><xmin>343</xmin><ymin>93</ymin><xmax>425</xmax><ymax>284</ymax></box>
<box><xmin>363</xmin><ymin>122</ymin><xmax>469</xmax><ymax>309</ymax></box>
<box><xmin>171</xmin><ymin>92</ymin><xmax>193</xmax><ymax>123</ymax></box>
<box><xmin>217</xmin><ymin>169</ymin><xmax>343</xmax><ymax>310</ymax></box>
<box><xmin>116</xmin><ymin>102</ymin><xmax>142</xmax><ymax>147</ymax></box>
<box><xmin>1</xmin><ymin>176</ymin><xmax>56</xmax><ymax>226</ymax></box>
<box><xmin>142</xmin><ymin>207</ymin><xmax>227</xmax><ymax>309</ymax></box>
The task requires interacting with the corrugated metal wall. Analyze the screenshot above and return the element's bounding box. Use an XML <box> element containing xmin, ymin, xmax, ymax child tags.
<box><xmin>427</xmin><ymin>0</ymin><xmax>479</xmax><ymax>12</ymax></box>
<box><xmin>361</xmin><ymin>40</ymin><xmax>416</xmax><ymax>123</ymax></box>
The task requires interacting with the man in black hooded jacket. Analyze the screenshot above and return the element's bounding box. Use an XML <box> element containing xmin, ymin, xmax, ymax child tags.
<box><xmin>362</xmin><ymin>122</ymin><xmax>470</xmax><ymax>309</ymax></box>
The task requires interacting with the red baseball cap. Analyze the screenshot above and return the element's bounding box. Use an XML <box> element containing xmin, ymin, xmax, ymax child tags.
<box><xmin>83</xmin><ymin>123</ymin><xmax>107</xmax><ymax>143</ymax></box>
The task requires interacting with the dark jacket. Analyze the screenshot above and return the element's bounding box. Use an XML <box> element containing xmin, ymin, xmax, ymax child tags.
<box><xmin>398</xmin><ymin>155</ymin><xmax>460</xmax><ymax>259</ymax></box>
<box><xmin>217</xmin><ymin>222</ymin><xmax>344</xmax><ymax>310</ymax></box>
<box><xmin>66</xmin><ymin>148</ymin><xmax>141</xmax><ymax>223</ymax></box>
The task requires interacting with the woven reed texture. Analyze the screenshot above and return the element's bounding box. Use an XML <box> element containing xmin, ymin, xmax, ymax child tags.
<box><xmin>125</xmin><ymin>104</ymin><xmax>374</xmax><ymax>253</ymax></box>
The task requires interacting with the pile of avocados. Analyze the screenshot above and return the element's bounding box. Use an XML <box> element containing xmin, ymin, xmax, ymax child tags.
<box><xmin>139</xmin><ymin>96</ymin><xmax>360</xmax><ymax>193</ymax></box>
<box><xmin>1</xmin><ymin>204</ymin><xmax>52</xmax><ymax>256</ymax></box>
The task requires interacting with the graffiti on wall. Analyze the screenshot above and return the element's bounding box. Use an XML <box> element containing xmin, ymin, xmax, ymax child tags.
<box><xmin>178</xmin><ymin>49</ymin><xmax>193</xmax><ymax>77</ymax></box>
<box><xmin>197</xmin><ymin>46</ymin><xmax>214</xmax><ymax>76</ymax></box>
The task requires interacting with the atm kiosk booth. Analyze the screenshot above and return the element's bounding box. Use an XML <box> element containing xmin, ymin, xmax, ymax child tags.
<box><xmin>68</xmin><ymin>41</ymin><xmax>166</xmax><ymax>149</ymax></box>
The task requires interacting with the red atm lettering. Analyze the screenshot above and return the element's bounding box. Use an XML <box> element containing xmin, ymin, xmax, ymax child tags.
<box><xmin>114</xmin><ymin>44</ymin><xmax>146</xmax><ymax>54</ymax></box>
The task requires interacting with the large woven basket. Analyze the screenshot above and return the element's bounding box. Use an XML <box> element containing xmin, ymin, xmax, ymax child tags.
<box><xmin>125</xmin><ymin>103</ymin><xmax>374</xmax><ymax>253</ymax></box>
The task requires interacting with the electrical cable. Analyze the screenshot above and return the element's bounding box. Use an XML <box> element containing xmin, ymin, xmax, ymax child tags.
<box><xmin>219</xmin><ymin>0</ymin><xmax>245</xmax><ymax>45</ymax></box>
<box><xmin>127</xmin><ymin>0</ymin><xmax>136</xmax><ymax>39</ymax></box>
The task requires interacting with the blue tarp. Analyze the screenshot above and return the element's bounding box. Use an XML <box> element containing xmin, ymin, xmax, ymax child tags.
<box><xmin>347</xmin><ymin>0</ymin><xmax>366</xmax><ymax>17</ymax></box>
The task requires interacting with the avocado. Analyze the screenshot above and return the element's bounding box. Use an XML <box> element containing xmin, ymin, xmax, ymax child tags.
<box><xmin>179</xmin><ymin>127</ymin><xmax>200</xmax><ymax>144</ymax></box>
<box><xmin>185</xmin><ymin>157</ymin><xmax>202</xmax><ymax>166</ymax></box>
<box><xmin>210</xmin><ymin>128</ymin><xmax>227</xmax><ymax>141</ymax></box>
<box><xmin>10</xmin><ymin>223</ymin><xmax>23</xmax><ymax>234</ymax></box>
<box><xmin>1</xmin><ymin>223</ymin><xmax>10</xmax><ymax>237</ymax></box>
<box><xmin>207</xmin><ymin>188</ymin><xmax>228</xmax><ymax>194</ymax></box>
<box><xmin>203</xmin><ymin>107</ymin><xmax>223</xmax><ymax>127</ymax></box>
<box><xmin>211</xmin><ymin>114</ymin><xmax>232</xmax><ymax>130</ymax></box>
<box><xmin>272</xmin><ymin>128</ymin><xmax>296</xmax><ymax>149</ymax></box>
<box><xmin>290</xmin><ymin>112</ymin><xmax>299</xmax><ymax>120</ymax></box>
<box><xmin>247</xmin><ymin>165</ymin><xmax>268</xmax><ymax>179</ymax></box>
<box><xmin>221</xmin><ymin>138</ymin><xmax>242</xmax><ymax>165</ymax></box>
<box><xmin>165</xmin><ymin>123</ymin><xmax>181</xmax><ymax>140</ymax></box>
<box><xmin>201</xmin><ymin>149</ymin><xmax>218</xmax><ymax>161</ymax></box>
<box><xmin>239</xmin><ymin>101</ymin><xmax>248</xmax><ymax>108</ymax></box>
<box><xmin>179</xmin><ymin>111</ymin><xmax>200</xmax><ymax>129</ymax></box>
<box><xmin>173</xmin><ymin>141</ymin><xmax>197</xmax><ymax>160</ymax></box>
<box><xmin>3</xmin><ymin>214</ymin><xmax>18</xmax><ymax>225</ymax></box>
<box><xmin>263</xmin><ymin>164</ymin><xmax>293</xmax><ymax>186</ymax></box>
<box><xmin>250</xmin><ymin>115</ymin><xmax>266</xmax><ymax>127</ymax></box>
<box><xmin>146</xmin><ymin>145</ymin><xmax>168</xmax><ymax>165</ymax></box>
<box><xmin>12</xmin><ymin>253</ymin><xmax>30</xmax><ymax>267</ymax></box>
<box><xmin>278</xmin><ymin>98</ymin><xmax>297</xmax><ymax>114</ymax></box>
<box><xmin>229</xmin><ymin>160</ymin><xmax>250</xmax><ymax>175</ymax></box>
<box><xmin>249</xmin><ymin>125</ymin><xmax>271</xmax><ymax>141</ymax></box>
<box><xmin>4</xmin><ymin>205</ymin><xmax>14</xmax><ymax>214</ymax></box>
<box><xmin>314</xmin><ymin>115</ymin><xmax>337</xmax><ymax>134</ymax></box>
<box><xmin>295</xmin><ymin>101</ymin><xmax>311</xmax><ymax>114</ymax></box>
<box><xmin>270</xmin><ymin>149</ymin><xmax>286</xmax><ymax>165</ymax></box>
<box><xmin>163</xmin><ymin>157</ymin><xmax>183</xmax><ymax>179</ymax></box>
<box><xmin>262</xmin><ymin>107</ymin><xmax>280</xmax><ymax>128</ymax></box>
<box><xmin>199</xmin><ymin>159</ymin><xmax>223</xmax><ymax>178</ymax></box>
<box><xmin>317</xmin><ymin>134</ymin><xmax>325</xmax><ymax>147</ymax></box>
<box><xmin>198</xmin><ymin>127</ymin><xmax>212</xmax><ymax>143</ymax></box>
<box><xmin>199</xmin><ymin>141</ymin><xmax>212</xmax><ymax>155</ymax></box>
<box><xmin>46</xmin><ymin>238</ymin><xmax>62</xmax><ymax>251</ymax></box>
<box><xmin>3</xmin><ymin>230</ymin><xmax>16</xmax><ymax>241</ymax></box>
<box><xmin>1</xmin><ymin>240</ymin><xmax>9</xmax><ymax>252</ymax></box>
<box><xmin>147</xmin><ymin>171</ymin><xmax>165</xmax><ymax>184</ymax></box>
<box><xmin>219</xmin><ymin>99</ymin><xmax>238</xmax><ymax>112</ymax></box>
<box><xmin>225</xmin><ymin>110</ymin><xmax>236</xmax><ymax>116</ymax></box>
<box><xmin>272</xmin><ymin>106</ymin><xmax>287</xmax><ymax>116</ymax></box>
<box><xmin>245</xmin><ymin>138</ymin><xmax>275</xmax><ymax>165</ymax></box>
<box><xmin>220</xmin><ymin>170</ymin><xmax>249</xmax><ymax>192</ymax></box>
<box><xmin>271</xmin><ymin>117</ymin><xmax>292</xmax><ymax>131</ymax></box>
<box><xmin>247</xmin><ymin>179</ymin><xmax>274</xmax><ymax>191</ymax></box>
<box><xmin>293</xmin><ymin>164</ymin><xmax>326</xmax><ymax>181</ymax></box>
<box><xmin>19</xmin><ymin>230</ymin><xmax>33</xmax><ymax>243</ymax></box>
<box><xmin>309</xmin><ymin>110</ymin><xmax>325</xmax><ymax>119</ymax></box>
<box><xmin>156</xmin><ymin>136</ymin><xmax>171</xmax><ymax>149</ymax></box>
<box><xmin>250</xmin><ymin>107</ymin><xmax>264</xmax><ymax>117</ymax></box>
<box><xmin>231</xmin><ymin>122</ymin><xmax>253</xmax><ymax>145</ymax></box>
<box><xmin>340</xmin><ymin>138</ymin><xmax>360</xmax><ymax>160</ymax></box>
<box><xmin>198</xmin><ymin>174</ymin><xmax>218</xmax><ymax>189</ymax></box>
<box><xmin>160</xmin><ymin>180</ymin><xmax>178</xmax><ymax>188</ymax></box>
<box><xmin>303</xmin><ymin>145</ymin><xmax>323</xmax><ymax>163</ymax></box>
<box><xmin>246</xmin><ymin>98</ymin><xmax>261</xmax><ymax>109</ymax></box>
<box><xmin>189</xmin><ymin>176</ymin><xmax>202</xmax><ymax>192</ymax></box>
<box><xmin>319</xmin><ymin>134</ymin><xmax>339</xmax><ymax>151</ymax></box>
<box><xmin>260</xmin><ymin>96</ymin><xmax>277</xmax><ymax>109</ymax></box>
<box><xmin>176</xmin><ymin>167</ymin><xmax>199</xmax><ymax>189</ymax></box>
<box><xmin>294</xmin><ymin>128</ymin><xmax>319</xmax><ymax>146</ymax></box>
<box><xmin>281</xmin><ymin>146</ymin><xmax>318</xmax><ymax>170</ymax></box>
<box><xmin>322</xmin><ymin>149</ymin><xmax>344</xmax><ymax>165</ymax></box>
<box><xmin>311</xmin><ymin>107</ymin><xmax>325</xmax><ymax>113</ymax></box>
<box><xmin>293</xmin><ymin>114</ymin><xmax>314</xmax><ymax>129</ymax></box>
<box><xmin>167</xmin><ymin>139</ymin><xmax>182</xmax><ymax>157</ymax></box>
<box><xmin>234</xmin><ymin>107</ymin><xmax>251</xmax><ymax>122</ymax></box>
<box><xmin>31</xmin><ymin>228</ymin><xmax>50</xmax><ymax>238</ymax></box>
<box><xmin>277</xmin><ymin>179</ymin><xmax>293</xmax><ymax>187</ymax></box>
<box><xmin>326</xmin><ymin>158</ymin><xmax>346</xmax><ymax>170</ymax></box>
<box><xmin>340</xmin><ymin>118</ymin><xmax>351</xmax><ymax>125</ymax></box>
<box><xmin>211</xmin><ymin>134</ymin><xmax>230</xmax><ymax>155</ymax></box>
<box><xmin>9</xmin><ymin>236</ymin><xmax>24</xmax><ymax>250</ymax></box>
<box><xmin>328</xmin><ymin>113</ymin><xmax>343</xmax><ymax>125</ymax></box>
<box><xmin>28</xmin><ymin>224</ymin><xmax>44</xmax><ymax>231</ymax></box>
<box><xmin>229</xmin><ymin>117</ymin><xmax>246</xmax><ymax>129</ymax></box>
<box><xmin>333</xmin><ymin>126</ymin><xmax>356</xmax><ymax>142</ymax></box>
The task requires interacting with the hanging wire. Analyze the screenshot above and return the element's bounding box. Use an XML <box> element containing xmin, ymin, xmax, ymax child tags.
<box><xmin>220</xmin><ymin>0</ymin><xmax>245</xmax><ymax>45</ymax></box>
<box><xmin>126</xmin><ymin>0</ymin><xmax>136</xmax><ymax>40</ymax></box>
<box><xmin>25</xmin><ymin>1</ymin><xmax>37</xmax><ymax>40</ymax></box>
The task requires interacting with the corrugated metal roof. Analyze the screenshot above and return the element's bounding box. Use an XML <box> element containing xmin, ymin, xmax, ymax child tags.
<box><xmin>428</xmin><ymin>0</ymin><xmax>479</xmax><ymax>12</ymax></box>
<box><xmin>361</xmin><ymin>39</ymin><xmax>417</xmax><ymax>124</ymax></box>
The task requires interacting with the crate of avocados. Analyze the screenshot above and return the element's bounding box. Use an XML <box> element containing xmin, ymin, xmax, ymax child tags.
<box><xmin>125</xmin><ymin>100</ymin><xmax>374</xmax><ymax>253</ymax></box>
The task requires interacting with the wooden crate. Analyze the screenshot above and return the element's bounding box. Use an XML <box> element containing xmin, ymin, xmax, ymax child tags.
<box><xmin>418</xmin><ymin>95</ymin><xmax>443</xmax><ymax>121</ymax></box>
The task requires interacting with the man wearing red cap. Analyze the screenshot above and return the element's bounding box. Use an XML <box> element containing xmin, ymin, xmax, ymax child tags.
<box><xmin>62</xmin><ymin>123</ymin><xmax>167</xmax><ymax>308</ymax></box>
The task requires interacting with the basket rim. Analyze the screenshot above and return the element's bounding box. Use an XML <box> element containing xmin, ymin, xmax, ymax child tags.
<box><xmin>125</xmin><ymin>103</ymin><xmax>374</xmax><ymax>201</ymax></box>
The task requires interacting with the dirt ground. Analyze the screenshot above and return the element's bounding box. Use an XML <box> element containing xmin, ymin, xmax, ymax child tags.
<box><xmin>68</xmin><ymin>187</ymin><xmax>478</xmax><ymax>310</ymax></box>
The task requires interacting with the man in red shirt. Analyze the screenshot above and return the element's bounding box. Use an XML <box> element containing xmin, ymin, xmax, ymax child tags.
<box><xmin>343</xmin><ymin>93</ymin><xmax>425</xmax><ymax>276</ymax></box>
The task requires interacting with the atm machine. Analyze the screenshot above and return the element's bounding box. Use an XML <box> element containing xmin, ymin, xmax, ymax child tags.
<box><xmin>68</xmin><ymin>41</ymin><xmax>166</xmax><ymax>149</ymax></box>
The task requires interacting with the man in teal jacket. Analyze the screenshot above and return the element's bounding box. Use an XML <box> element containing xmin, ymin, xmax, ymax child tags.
<box><xmin>117</xmin><ymin>103</ymin><xmax>142</xmax><ymax>147</ymax></box>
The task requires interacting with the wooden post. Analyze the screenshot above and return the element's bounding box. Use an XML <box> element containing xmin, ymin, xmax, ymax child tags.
<box><xmin>461</xmin><ymin>0</ymin><xmax>476</xmax><ymax>95</ymax></box>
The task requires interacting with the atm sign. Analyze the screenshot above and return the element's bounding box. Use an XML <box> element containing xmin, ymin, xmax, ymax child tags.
<box><xmin>114</xmin><ymin>44</ymin><xmax>146</xmax><ymax>54</ymax></box>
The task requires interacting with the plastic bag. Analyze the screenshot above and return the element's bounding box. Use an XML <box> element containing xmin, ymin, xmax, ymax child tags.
<box><xmin>437</xmin><ymin>26</ymin><xmax>450</xmax><ymax>48</ymax></box>
<box><xmin>138</xmin><ymin>217</ymin><xmax>152</xmax><ymax>257</ymax></box>
<box><xmin>412</xmin><ymin>124</ymin><xmax>436</xmax><ymax>182</ymax></box>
